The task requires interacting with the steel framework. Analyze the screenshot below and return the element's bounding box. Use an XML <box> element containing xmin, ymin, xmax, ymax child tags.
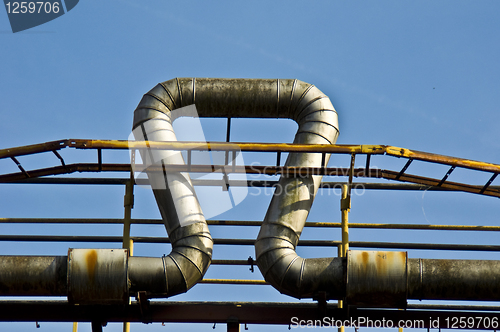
<box><xmin>1</xmin><ymin>139</ymin><xmax>500</xmax><ymax>331</ymax></box>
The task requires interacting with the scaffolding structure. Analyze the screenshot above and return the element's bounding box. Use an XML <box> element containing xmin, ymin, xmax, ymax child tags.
<box><xmin>1</xmin><ymin>139</ymin><xmax>500</xmax><ymax>331</ymax></box>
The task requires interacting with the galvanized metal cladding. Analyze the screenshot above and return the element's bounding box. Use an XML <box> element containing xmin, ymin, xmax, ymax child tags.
<box><xmin>67</xmin><ymin>249</ymin><xmax>129</xmax><ymax>305</ymax></box>
<box><xmin>3</xmin><ymin>250</ymin><xmax>500</xmax><ymax>306</ymax></box>
<box><xmin>133</xmin><ymin>78</ymin><xmax>340</xmax><ymax>299</ymax></box>
<box><xmin>1</xmin><ymin>77</ymin><xmax>500</xmax><ymax>324</ymax></box>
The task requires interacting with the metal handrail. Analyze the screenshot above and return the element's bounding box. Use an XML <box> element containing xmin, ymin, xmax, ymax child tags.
<box><xmin>1</xmin><ymin>139</ymin><xmax>499</xmax><ymax>198</ymax></box>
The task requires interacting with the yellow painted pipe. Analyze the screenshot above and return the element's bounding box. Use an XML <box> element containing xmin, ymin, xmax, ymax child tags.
<box><xmin>199</xmin><ymin>279</ymin><xmax>269</xmax><ymax>285</ymax></box>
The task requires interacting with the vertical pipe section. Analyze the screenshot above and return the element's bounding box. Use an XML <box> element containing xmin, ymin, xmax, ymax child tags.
<box><xmin>338</xmin><ymin>184</ymin><xmax>350</xmax><ymax>332</ymax></box>
<box><xmin>340</xmin><ymin>184</ymin><xmax>350</xmax><ymax>256</ymax></box>
<box><xmin>253</xmin><ymin>79</ymin><xmax>343</xmax><ymax>300</ymax></box>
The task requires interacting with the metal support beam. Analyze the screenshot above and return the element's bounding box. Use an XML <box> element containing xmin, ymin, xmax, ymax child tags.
<box><xmin>2</xmin><ymin>217</ymin><xmax>500</xmax><ymax>232</ymax></box>
<box><xmin>0</xmin><ymin>301</ymin><xmax>499</xmax><ymax>329</ymax></box>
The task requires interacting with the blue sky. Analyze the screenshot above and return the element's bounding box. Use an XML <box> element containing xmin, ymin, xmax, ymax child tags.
<box><xmin>1</xmin><ymin>1</ymin><xmax>500</xmax><ymax>331</ymax></box>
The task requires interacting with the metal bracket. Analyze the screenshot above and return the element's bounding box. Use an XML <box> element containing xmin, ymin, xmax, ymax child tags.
<box><xmin>315</xmin><ymin>291</ymin><xmax>327</xmax><ymax>316</ymax></box>
<box><xmin>247</xmin><ymin>256</ymin><xmax>254</xmax><ymax>273</ymax></box>
<box><xmin>52</xmin><ymin>150</ymin><xmax>67</xmax><ymax>168</ymax></box>
<box><xmin>438</xmin><ymin>165</ymin><xmax>456</xmax><ymax>187</ymax></box>
<box><xmin>222</xmin><ymin>172</ymin><xmax>230</xmax><ymax>191</ymax></box>
<box><xmin>10</xmin><ymin>156</ymin><xmax>30</xmax><ymax>178</ymax></box>
<box><xmin>137</xmin><ymin>291</ymin><xmax>152</xmax><ymax>324</ymax></box>
<box><xmin>91</xmin><ymin>321</ymin><xmax>107</xmax><ymax>332</ymax></box>
<box><xmin>227</xmin><ymin>316</ymin><xmax>239</xmax><ymax>332</ymax></box>
<box><xmin>395</xmin><ymin>158</ymin><xmax>413</xmax><ymax>180</ymax></box>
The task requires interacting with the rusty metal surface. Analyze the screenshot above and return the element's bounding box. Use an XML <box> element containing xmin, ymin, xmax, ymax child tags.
<box><xmin>0</xmin><ymin>300</ymin><xmax>499</xmax><ymax>329</ymax></box>
<box><xmin>67</xmin><ymin>249</ymin><xmax>128</xmax><ymax>305</ymax></box>
<box><xmin>347</xmin><ymin>251</ymin><xmax>407</xmax><ymax>308</ymax></box>
<box><xmin>0</xmin><ymin>140</ymin><xmax>67</xmax><ymax>159</ymax></box>
<box><xmin>0</xmin><ymin>256</ymin><xmax>67</xmax><ymax>296</ymax></box>
<box><xmin>128</xmin><ymin>257</ymin><xmax>167</xmax><ymax>296</ymax></box>
<box><xmin>408</xmin><ymin>258</ymin><xmax>500</xmax><ymax>301</ymax></box>
<box><xmin>386</xmin><ymin>146</ymin><xmax>500</xmax><ymax>173</ymax></box>
<box><xmin>374</xmin><ymin>169</ymin><xmax>500</xmax><ymax>198</ymax></box>
<box><xmin>2</xmin><ymin>162</ymin><xmax>499</xmax><ymax>198</ymax></box>
<box><xmin>2</xmin><ymin>235</ymin><xmax>500</xmax><ymax>252</ymax></box>
<box><xmin>3</xmin><ymin>139</ymin><xmax>499</xmax><ymax>175</ymax></box>
<box><xmin>3</xmin><ymin>218</ymin><xmax>500</xmax><ymax>232</ymax></box>
<box><xmin>3</xmin><ymin>216</ymin><xmax>500</xmax><ymax>233</ymax></box>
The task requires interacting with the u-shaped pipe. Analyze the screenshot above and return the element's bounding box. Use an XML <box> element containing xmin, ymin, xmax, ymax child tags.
<box><xmin>131</xmin><ymin>78</ymin><xmax>339</xmax><ymax>298</ymax></box>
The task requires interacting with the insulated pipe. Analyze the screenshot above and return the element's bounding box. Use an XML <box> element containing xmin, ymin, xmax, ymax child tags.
<box><xmin>3</xmin><ymin>255</ymin><xmax>500</xmax><ymax>304</ymax></box>
<box><xmin>0</xmin><ymin>256</ymin><xmax>67</xmax><ymax>296</ymax></box>
<box><xmin>131</xmin><ymin>78</ymin><xmax>339</xmax><ymax>298</ymax></box>
<box><xmin>408</xmin><ymin>258</ymin><xmax>500</xmax><ymax>301</ymax></box>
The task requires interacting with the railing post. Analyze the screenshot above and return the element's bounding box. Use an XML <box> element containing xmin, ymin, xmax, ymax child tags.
<box><xmin>338</xmin><ymin>183</ymin><xmax>351</xmax><ymax>332</ymax></box>
<box><xmin>123</xmin><ymin>151</ymin><xmax>135</xmax><ymax>332</ymax></box>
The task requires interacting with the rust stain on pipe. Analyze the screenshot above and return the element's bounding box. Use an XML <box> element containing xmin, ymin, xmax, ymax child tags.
<box><xmin>85</xmin><ymin>249</ymin><xmax>97</xmax><ymax>283</ymax></box>
<box><xmin>347</xmin><ymin>251</ymin><xmax>407</xmax><ymax>308</ymax></box>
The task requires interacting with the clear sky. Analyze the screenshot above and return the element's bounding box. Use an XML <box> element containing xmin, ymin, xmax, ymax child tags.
<box><xmin>1</xmin><ymin>1</ymin><xmax>500</xmax><ymax>331</ymax></box>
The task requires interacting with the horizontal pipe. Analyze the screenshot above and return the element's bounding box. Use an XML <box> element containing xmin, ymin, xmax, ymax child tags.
<box><xmin>198</xmin><ymin>279</ymin><xmax>268</xmax><ymax>285</ymax></box>
<box><xmin>2</xmin><ymin>218</ymin><xmax>500</xmax><ymax>232</ymax></box>
<box><xmin>3</xmin><ymin>163</ymin><xmax>499</xmax><ymax>198</ymax></box>
<box><xmin>11</xmin><ymin>177</ymin><xmax>500</xmax><ymax>194</ymax></box>
<box><xmin>3</xmin><ymin>254</ymin><xmax>500</xmax><ymax>308</ymax></box>
<box><xmin>408</xmin><ymin>259</ymin><xmax>500</xmax><ymax>301</ymax></box>
<box><xmin>0</xmin><ymin>256</ymin><xmax>67</xmax><ymax>296</ymax></box>
<box><xmin>1</xmin><ymin>301</ymin><xmax>500</xmax><ymax>329</ymax></box>
<box><xmin>385</xmin><ymin>146</ymin><xmax>500</xmax><ymax>174</ymax></box>
<box><xmin>406</xmin><ymin>303</ymin><xmax>500</xmax><ymax>311</ymax></box>
<box><xmin>0</xmin><ymin>140</ymin><xmax>67</xmax><ymax>159</ymax></box>
<box><xmin>1</xmin><ymin>235</ymin><xmax>499</xmax><ymax>251</ymax></box>
<box><xmin>211</xmin><ymin>259</ymin><xmax>253</xmax><ymax>265</ymax></box>
<box><xmin>3</xmin><ymin>138</ymin><xmax>499</xmax><ymax>175</ymax></box>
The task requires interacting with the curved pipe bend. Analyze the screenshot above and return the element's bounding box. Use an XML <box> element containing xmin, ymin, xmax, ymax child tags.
<box><xmin>132</xmin><ymin>78</ymin><xmax>339</xmax><ymax>298</ymax></box>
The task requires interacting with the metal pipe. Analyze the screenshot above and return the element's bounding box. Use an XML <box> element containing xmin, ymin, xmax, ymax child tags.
<box><xmin>4</xmin><ymin>138</ymin><xmax>500</xmax><ymax>175</ymax></box>
<box><xmin>3</xmin><ymin>218</ymin><xmax>500</xmax><ymax>233</ymax></box>
<box><xmin>2</xmin><ymin>160</ymin><xmax>500</xmax><ymax>197</ymax></box>
<box><xmin>408</xmin><ymin>258</ymin><xmax>500</xmax><ymax>301</ymax></box>
<box><xmin>122</xmin><ymin>179</ymin><xmax>134</xmax><ymax>253</ymax></box>
<box><xmin>340</xmin><ymin>184</ymin><xmax>350</xmax><ymax>256</ymax></box>
<box><xmin>252</xmin><ymin>78</ymin><xmax>345</xmax><ymax>299</ymax></box>
<box><xmin>3</xmin><ymin>235</ymin><xmax>500</xmax><ymax>252</ymax></box>
<box><xmin>0</xmin><ymin>256</ymin><xmax>67</xmax><ymax>296</ymax></box>
<box><xmin>132</xmin><ymin>79</ymin><xmax>228</xmax><ymax>298</ymax></box>
<box><xmin>12</xmin><ymin>177</ymin><xmax>500</xmax><ymax>192</ymax></box>
<box><xmin>132</xmin><ymin>78</ymin><xmax>341</xmax><ymax>298</ymax></box>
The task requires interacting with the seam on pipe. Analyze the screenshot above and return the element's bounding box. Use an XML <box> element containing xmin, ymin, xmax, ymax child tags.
<box><xmin>144</xmin><ymin>93</ymin><xmax>172</xmax><ymax>112</ymax></box>
<box><xmin>295</xmin><ymin>131</ymin><xmax>334</xmax><ymax>145</ymax></box>
<box><xmin>159</xmin><ymin>83</ymin><xmax>178</xmax><ymax>108</ymax></box>
<box><xmin>277</xmin><ymin>255</ymin><xmax>300</xmax><ymax>293</ymax></box>
<box><xmin>291</xmin><ymin>84</ymin><xmax>314</xmax><ymax>117</ymax></box>
<box><xmin>176</xmin><ymin>78</ymin><xmax>183</xmax><ymax>107</ymax></box>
